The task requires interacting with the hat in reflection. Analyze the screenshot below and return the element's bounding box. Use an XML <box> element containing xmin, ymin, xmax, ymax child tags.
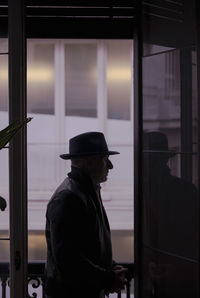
<box><xmin>143</xmin><ymin>131</ymin><xmax>177</xmax><ymax>157</ymax></box>
<box><xmin>60</xmin><ymin>131</ymin><xmax>120</xmax><ymax>160</ymax></box>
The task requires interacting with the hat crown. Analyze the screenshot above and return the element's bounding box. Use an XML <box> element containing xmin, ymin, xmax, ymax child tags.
<box><xmin>143</xmin><ymin>131</ymin><xmax>169</xmax><ymax>152</ymax></box>
<box><xmin>70</xmin><ymin>132</ymin><xmax>108</xmax><ymax>155</ymax></box>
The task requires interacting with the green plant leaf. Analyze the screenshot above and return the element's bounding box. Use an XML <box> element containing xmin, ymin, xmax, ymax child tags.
<box><xmin>0</xmin><ymin>196</ymin><xmax>7</xmax><ymax>211</ymax></box>
<box><xmin>0</xmin><ymin>117</ymin><xmax>32</xmax><ymax>150</ymax></box>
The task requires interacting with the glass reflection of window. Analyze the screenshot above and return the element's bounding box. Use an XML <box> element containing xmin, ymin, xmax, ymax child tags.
<box><xmin>192</xmin><ymin>50</ymin><xmax>198</xmax><ymax>187</ymax></box>
<box><xmin>164</xmin><ymin>51</ymin><xmax>180</xmax><ymax>105</ymax></box>
<box><xmin>143</xmin><ymin>51</ymin><xmax>181</xmax><ymax>177</ymax></box>
<box><xmin>27</xmin><ymin>43</ymin><xmax>55</xmax><ymax>114</ymax></box>
<box><xmin>106</xmin><ymin>40</ymin><xmax>132</xmax><ymax>120</ymax></box>
<box><xmin>65</xmin><ymin>44</ymin><xmax>97</xmax><ymax>118</ymax></box>
<box><xmin>143</xmin><ymin>50</ymin><xmax>180</xmax><ymax>126</ymax></box>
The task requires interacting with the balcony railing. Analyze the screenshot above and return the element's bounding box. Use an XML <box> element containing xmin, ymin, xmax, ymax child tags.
<box><xmin>0</xmin><ymin>261</ymin><xmax>134</xmax><ymax>298</ymax></box>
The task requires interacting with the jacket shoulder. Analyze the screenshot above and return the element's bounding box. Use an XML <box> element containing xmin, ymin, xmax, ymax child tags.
<box><xmin>46</xmin><ymin>189</ymin><xmax>89</xmax><ymax>224</ymax></box>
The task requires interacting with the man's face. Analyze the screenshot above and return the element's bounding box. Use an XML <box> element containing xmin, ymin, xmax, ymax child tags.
<box><xmin>86</xmin><ymin>155</ymin><xmax>113</xmax><ymax>184</ymax></box>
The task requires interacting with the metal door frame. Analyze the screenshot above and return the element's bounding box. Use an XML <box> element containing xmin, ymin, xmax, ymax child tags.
<box><xmin>8</xmin><ymin>1</ymin><xmax>28</xmax><ymax>297</ymax></box>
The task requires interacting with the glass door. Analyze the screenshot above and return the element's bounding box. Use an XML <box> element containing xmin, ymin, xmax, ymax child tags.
<box><xmin>142</xmin><ymin>48</ymin><xmax>198</xmax><ymax>298</ymax></box>
<box><xmin>136</xmin><ymin>0</ymin><xmax>199</xmax><ymax>297</ymax></box>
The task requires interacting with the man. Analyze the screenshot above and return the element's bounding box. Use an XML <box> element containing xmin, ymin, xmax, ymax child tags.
<box><xmin>45</xmin><ymin>131</ymin><xmax>128</xmax><ymax>298</ymax></box>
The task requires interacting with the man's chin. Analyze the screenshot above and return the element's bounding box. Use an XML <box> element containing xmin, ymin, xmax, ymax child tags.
<box><xmin>101</xmin><ymin>176</ymin><xmax>108</xmax><ymax>183</ymax></box>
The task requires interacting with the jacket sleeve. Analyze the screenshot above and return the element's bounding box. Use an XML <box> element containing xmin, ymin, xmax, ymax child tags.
<box><xmin>47</xmin><ymin>190</ymin><xmax>114</xmax><ymax>290</ymax></box>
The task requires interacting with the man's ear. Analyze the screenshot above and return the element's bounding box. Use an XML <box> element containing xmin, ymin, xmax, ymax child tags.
<box><xmin>82</xmin><ymin>157</ymin><xmax>92</xmax><ymax>171</ymax></box>
<box><xmin>85</xmin><ymin>156</ymin><xmax>94</xmax><ymax>165</ymax></box>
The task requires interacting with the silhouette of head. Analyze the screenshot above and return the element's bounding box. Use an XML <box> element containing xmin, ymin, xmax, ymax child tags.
<box><xmin>143</xmin><ymin>131</ymin><xmax>176</xmax><ymax>166</ymax></box>
<box><xmin>60</xmin><ymin>132</ymin><xmax>119</xmax><ymax>184</ymax></box>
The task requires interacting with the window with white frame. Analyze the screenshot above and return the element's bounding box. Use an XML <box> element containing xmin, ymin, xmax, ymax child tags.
<box><xmin>27</xmin><ymin>42</ymin><xmax>55</xmax><ymax>115</ymax></box>
<box><xmin>65</xmin><ymin>43</ymin><xmax>97</xmax><ymax>117</ymax></box>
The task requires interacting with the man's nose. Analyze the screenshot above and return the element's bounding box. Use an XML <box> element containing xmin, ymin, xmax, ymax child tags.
<box><xmin>107</xmin><ymin>159</ymin><xmax>113</xmax><ymax>169</ymax></box>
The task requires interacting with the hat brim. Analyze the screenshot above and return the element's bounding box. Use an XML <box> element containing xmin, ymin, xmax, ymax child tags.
<box><xmin>60</xmin><ymin>151</ymin><xmax>120</xmax><ymax>160</ymax></box>
<box><xmin>143</xmin><ymin>150</ymin><xmax>177</xmax><ymax>157</ymax></box>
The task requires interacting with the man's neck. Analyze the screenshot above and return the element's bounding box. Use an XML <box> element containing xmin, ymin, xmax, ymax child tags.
<box><xmin>71</xmin><ymin>165</ymin><xmax>101</xmax><ymax>187</ymax></box>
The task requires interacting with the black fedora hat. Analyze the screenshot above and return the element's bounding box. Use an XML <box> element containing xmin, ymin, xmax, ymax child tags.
<box><xmin>60</xmin><ymin>131</ymin><xmax>119</xmax><ymax>160</ymax></box>
<box><xmin>143</xmin><ymin>131</ymin><xmax>177</xmax><ymax>157</ymax></box>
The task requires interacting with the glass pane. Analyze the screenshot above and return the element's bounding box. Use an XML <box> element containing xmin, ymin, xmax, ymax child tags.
<box><xmin>102</xmin><ymin>143</ymin><xmax>134</xmax><ymax>232</ymax></box>
<box><xmin>143</xmin><ymin>50</ymin><xmax>181</xmax><ymax>165</ymax></box>
<box><xmin>65</xmin><ymin>44</ymin><xmax>97</xmax><ymax>117</ymax></box>
<box><xmin>28</xmin><ymin>143</ymin><xmax>59</xmax><ymax>194</ymax></box>
<box><xmin>141</xmin><ymin>1</ymin><xmax>198</xmax><ymax>296</ymax></box>
<box><xmin>27</xmin><ymin>42</ymin><xmax>55</xmax><ymax>114</ymax></box>
<box><xmin>0</xmin><ymin>38</ymin><xmax>8</xmax><ymax>53</ymax></box>
<box><xmin>0</xmin><ymin>45</ymin><xmax>10</xmax><ymax>295</ymax></box>
<box><xmin>0</xmin><ymin>240</ymin><xmax>10</xmax><ymax>296</ymax></box>
<box><xmin>0</xmin><ymin>55</ymin><xmax>8</xmax><ymax>111</ymax></box>
<box><xmin>142</xmin><ymin>0</ymin><xmax>194</xmax><ymax>57</ymax></box>
<box><xmin>142</xmin><ymin>49</ymin><xmax>198</xmax><ymax>298</ymax></box>
<box><xmin>0</xmin><ymin>238</ymin><xmax>10</xmax><ymax>260</ymax></box>
<box><xmin>0</xmin><ymin>149</ymin><xmax>9</xmax><ymax>237</ymax></box>
<box><xmin>192</xmin><ymin>50</ymin><xmax>198</xmax><ymax>187</ymax></box>
<box><xmin>27</xmin><ymin>41</ymin><xmax>134</xmax><ymax>297</ymax></box>
<box><xmin>143</xmin><ymin>43</ymin><xmax>174</xmax><ymax>56</ymax></box>
<box><xmin>106</xmin><ymin>40</ymin><xmax>132</xmax><ymax>120</ymax></box>
<box><xmin>0</xmin><ymin>52</ymin><xmax>9</xmax><ymax>237</ymax></box>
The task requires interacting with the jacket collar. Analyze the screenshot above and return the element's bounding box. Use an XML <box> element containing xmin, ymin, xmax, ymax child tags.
<box><xmin>68</xmin><ymin>166</ymin><xmax>100</xmax><ymax>193</ymax></box>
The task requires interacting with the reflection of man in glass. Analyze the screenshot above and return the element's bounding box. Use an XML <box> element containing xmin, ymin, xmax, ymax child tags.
<box><xmin>142</xmin><ymin>131</ymin><xmax>197</xmax><ymax>298</ymax></box>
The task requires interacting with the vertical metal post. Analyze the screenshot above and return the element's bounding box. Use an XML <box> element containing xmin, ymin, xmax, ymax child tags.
<box><xmin>195</xmin><ymin>1</ymin><xmax>200</xmax><ymax>297</ymax></box>
<box><xmin>8</xmin><ymin>1</ymin><xmax>27</xmax><ymax>298</ymax></box>
<box><xmin>1</xmin><ymin>276</ymin><xmax>7</xmax><ymax>298</ymax></box>
<box><xmin>126</xmin><ymin>280</ymin><xmax>131</xmax><ymax>298</ymax></box>
<box><xmin>193</xmin><ymin>0</ymin><xmax>200</xmax><ymax>297</ymax></box>
<box><xmin>180</xmin><ymin>48</ymin><xmax>193</xmax><ymax>182</ymax></box>
<box><xmin>134</xmin><ymin>1</ymin><xmax>143</xmax><ymax>298</ymax></box>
